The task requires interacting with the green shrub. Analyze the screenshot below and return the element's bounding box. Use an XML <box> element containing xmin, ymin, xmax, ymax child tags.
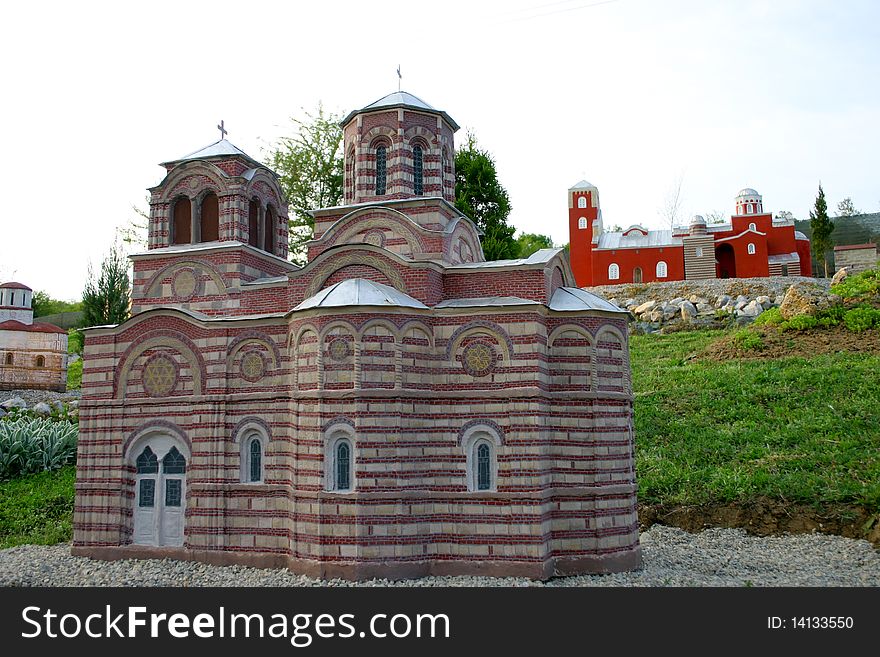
<box><xmin>733</xmin><ymin>329</ymin><xmax>764</xmax><ymax>351</ymax></box>
<box><xmin>843</xmin><ymin>306</ymin><xmax>880</xmax><ymax>333</ymax></box>
<box><xmin>0</xmin><ymin>417</ymin><xmax>78</xmax><ymax>480</ymax></box>
<box><xmin>753</xmin><ymin>306</ymin><xmax>783</xmax><ymax>326</ymax></box>
<box><xmin>816</xmin><ymin>304</ymin><xmax>846</xmax><ymax>327</ymax></box>
<box><xmin>67</xmin><ymin>359</ymin><xmax>83</xmax><ymax>390</ymax></box>
<box><xmin>831</xmin><ymin>267</ymin><xmax>880</xmax><ymax>300</ymax></box>
<box><xmin>67</xmin><ymin>328</ymin><xmax>84</xmax><ymax>355</ymax></box>
<box><xmin>780</xmin><ymin>315</ymin><xmax>818</xmax><ymax>331</ymax></box>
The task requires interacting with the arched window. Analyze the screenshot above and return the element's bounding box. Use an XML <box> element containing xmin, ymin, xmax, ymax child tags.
<box><xmin>476</xmin><ymin>442</ymin><xmax>491</xmax><ymax>491</ymax></box>
<box><xmin>656</xmin><ymin>261</ymin><xmax>668</xmax><ymax>278</ymax></box>
<box><xmin>200</xmin><ymin>192</ymin><xmax>219</xmax><ymax>242</ymax></box>
<box><xmin>5</xmin><ymin>353</ymin><xmax>13</xmax><ymax>366</ymax></box>
<box><xmin>264</xmin><ymin>205</ymin><xmax>275</xmax><ymax>253</ymax></box>
<box><xmin>578</xmin><ymin>197</ymin><xmax>587</xmax><ymax>208</ymax></box>
<box><xmin>578</xmin><ymin>217</ymin><xmax>587</xmax><ymax>229</ymax></box>
<box><xmin>748</xmin><ymin>222</ymin><xmax>756</xmax><ymax>231</ymax></box>
<box><xmin>248</xmin><ymin>198</ymin><xmax>260</xmax><ymax>247</ymax></box>
<box><xmin>747</xmin><ymin>204</ymin><xmax>754</xmax><ymax>214</ymax></box>
<box><xmin>375</xmin><ymin>144</ymin><xmax>387</xmax><ymax>195</ymax></box>
<box><xmin>608</xmin><ymin>263</ymin><xmax>620</xmax><ymax>280</ymax></box>
<box><xmin>748</xmin><ymin>243</ymin><xmax>756</xmax><ymax>255</ymax></box>
<box><xmin>335</xmin><ymin>440</ymin><xmax>351</xmax><ymax>491</ymax></box>
<box><xmin>633</xmin><ymin>267</ymin><xmax>643</xmax><ymax>284</ymax></box>
<box><xmin>162</xmin><ymin>446</ymin><xmax>187</xmax><ymax>474</ymax></box>
<box><xmin>412</xmin><ymin>144</ymin><xmax>424</xmax><ymax>196</ymax></box>
<box><xmin>172</xmin><ymin>197</ymin><xmax>191</xmax><ymax>245</ymax></box>
<box><xmin>462</xmin><ymin>427</ymin><xmax>500</xmax><ymax>492</ymax></box>
<box><xmin>35</xmin><ymin>355</ymin><xmax>45</xmax><ymax>368</ymax></box>
<box><xmin>136</xmin><ymin>446</ymin><xmax>159</xmax><ymax>474</ymax></box>
<box><xmin>248</xmin><ymin>437</ymin><xmax>262</xmax><ymax>483</ymax></box>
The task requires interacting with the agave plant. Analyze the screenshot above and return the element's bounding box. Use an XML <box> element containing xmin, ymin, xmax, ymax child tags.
<box><xmin>0</xmin><ymin>417</ymin><xmax>78</xmax><ymax>479</ymax></box>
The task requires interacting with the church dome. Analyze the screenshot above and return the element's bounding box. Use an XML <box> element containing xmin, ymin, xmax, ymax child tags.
<box><xmin>736</xmin><ymin>188</ymin><xmax>760</xmax><ymax>198</ymax></box>
<box><xmin>293</xmin><ymin>278</ymin><xmax>428</xmax><ymax>311</ymax></box>
<box><xmin>690</xmin><ymin>214</ymin><xmax>706</xmax><ymax>225</ymax></box>
<box><xmin>341</xmin><ymin>90</ymin><xmax>459</xmax><ymax>131</ymax></box>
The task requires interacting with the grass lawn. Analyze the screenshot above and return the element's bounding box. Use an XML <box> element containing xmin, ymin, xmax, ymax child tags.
<box><xmin>0</xmin><ymin>465</ymin><xmax>75</xmax><ymax>548</ymax></box>
<box><xmin>632</xmin><ymin>329</ymin><xmax>880</xmax><ymax>509</ymax></box>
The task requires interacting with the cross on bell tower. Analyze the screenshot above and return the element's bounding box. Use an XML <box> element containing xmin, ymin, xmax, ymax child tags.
<box><xmin>217</xmin><ymin>120</ymin><xmax>227</xmax><ymax>140</ymax></box>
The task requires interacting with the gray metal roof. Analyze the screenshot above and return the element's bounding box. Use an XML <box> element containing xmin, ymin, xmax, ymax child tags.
<box><xmin>737</xmin><ymin>188</ymin><xmax>761</xmax><ymax>197</ymax></box>
<box><xmin>767</xmin><ymin>252</ymin><xmax>800</xmax><ymax>264</ymax></box>
<box><xmin>794</xmin><ymin>231</ymin><xmax>809</xmax><ymax>240</ymax></box>
<box><xmin>162</xmin><ymin>139</ymin><xmax>261</xmax><ymax>167</ymax></box>
<box><xmin>597</xmin><ymin>229</ymin><xmax>681</xmax><ymax>249</ymax></box>
<box><xmin>435</xmin><ymin>296</ymin><xmax>538</xmax><ymax>309</ymax></box>
<box><xmin>294</xmin><ymin>279</ymin><xmax>428</xmax><ymax>311</ymax></box>
<box><xmin>341</xmin><ymin>90</ymin><xmax>459</xmax><ymax>131</ymax></box>
<box><xmin>448</xmin><ymin>248</ymin><xmax>561</xmax><ymax>269</ymax></box>
<box><xmin>550</xmin><ymin>287</ymin><xmax>627</xmax><ymax>313</ymax></box>
<box><xmin>569</xmin><ymin>179</ymin><xmax>598</xmax><ymax>190</ymax></box>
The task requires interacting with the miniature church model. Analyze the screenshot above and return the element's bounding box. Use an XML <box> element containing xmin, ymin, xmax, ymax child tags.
<box><xmin>72</xmin><ymin>91</ymin><xmax>641</xmax><ymax>579</ymax></box>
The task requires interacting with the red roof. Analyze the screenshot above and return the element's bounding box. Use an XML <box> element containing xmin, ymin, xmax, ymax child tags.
<box><xmin>833</xmin><ymin>243</ymin><xmax>876</xmax><ymax>252</ymax></box>
<box><xmin>0</xmin><ymin>281</ymin><xmax>32</xmax><ymax>290</ymax></box>
<box><xmin>0</xmin><ymin>320</ymin><xmax>67</xmax><ymax>334</ymax></box>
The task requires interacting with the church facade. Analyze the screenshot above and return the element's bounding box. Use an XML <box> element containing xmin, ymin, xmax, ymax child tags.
<box><xmin>0</xmin><ymin>282</ymin><xmax>69</xmax><ymax>392</ymax></box>
<box><xmin>72</xmin><ymin>92</ymin><xmax>641</xmax><ymax>579</ymax></box>
<box><xmin>569</xmin><ymin>181</ymin><xmax>813</xmax><ymax>286</ymax></box>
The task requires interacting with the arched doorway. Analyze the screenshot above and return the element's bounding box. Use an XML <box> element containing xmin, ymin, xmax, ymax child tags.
<box><xmin>130</xmin><ymin>435</ymin><xmax>188</xmax><ymax>547</ymax></box>
<box><xmin>633</xmin><ymin>267</ymin><xmax>643</xmax><ymax>283</ymax></box>
<box><xmin>716</xmin><ymin>243</ymin><xmax>736</xmax><ymax>278</ymax></box>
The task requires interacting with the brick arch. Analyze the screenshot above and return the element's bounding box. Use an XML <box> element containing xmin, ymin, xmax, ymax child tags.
<box><xmin>304</xmin><ymin>252</ymin><xmax>407</xmax><ymax>297</ymax></box>
<box><xmin>457</xmin><ymin>419</ymin><xmax>506</xmax><ymax>447</ymax></box>
<box><xmin>398</xmin><ymin>319</ymin><xmax>435</xmax><ymax>347</ymax></box>
<box><xmin>445</xmin><ymin>320</ymin><xmax>514</xmax><ymax>362</ymax></box>
<box><xmin>115</xmin><ymin>329</ymin><xmax>206</xmax><ymax>399</ymax></box>
<box><xmin>320</xmin><ymin>206</ymin><xmax>426</xmax><ymax>254</ymax></box>
<box><xmin>143</xmin><ymin>259</ymin><xmax>229</xmax><ymax>299</ymax></box>
<box><xmin>122</xmin><ymin>420</ymin><xmax>192</xmax><ymax>463</ymax></box>
<box><xmin>156</xmin><ymin>161</ymin><xmax>230</xmax><ymax>203</ymax></box>
<box><xmin>447</xmin><ymin>219</ymin><xmax>485</xmax><ymax>261</ymax></box>
<box><xmin>230</xmin><ymin>416</ymin><xmax>273</xmax><ymax>445</ymax></box>
<box><xmin>548</xmin><ymin>324</ymin><xmax>594</xmax><ymax>346</ymax></box>
<box><xmin>364</xmin><ymin>126</ymin><xmax>397</xmax><ymax>146</ymax></box>
<box><xmin>404</xmin><ymin>125</ymin><xmax>437</xmax><ymax>147</ymax></box>
<box><xmin>244</xmin><ymin>171</ymin><xmax>283</xmax><ymax>208</ymax></box>
<box><xmin>227</xmin><ymin>330</ymin><xmax>282</xmax><ymax>368</ymax></box>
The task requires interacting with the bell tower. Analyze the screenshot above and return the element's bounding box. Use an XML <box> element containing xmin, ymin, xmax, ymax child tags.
<box><xmin>340</xmin><ymin>91</ymin><xmax>459</xmax><ymax>205</ymax></box>
<box><xmin>568</xmin><ymin>180</ymin><xmax>602</xmax><ymax>287</ymax></box>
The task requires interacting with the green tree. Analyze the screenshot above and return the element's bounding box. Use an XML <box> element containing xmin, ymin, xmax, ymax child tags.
<box><xmin>82</xmin><ymin>244</ymin><xmax>131</xmax><ymax>327</ymax></box>
<box><xmin>809</xmin><ymin>184</ymin><xmax>835</xmax><ymax>278</ymax></box>
<box><xmin>454</xmin><ymin>133</ymin><xmax>519</xmax><ymax>261</ymax></box>
<box><xmin>836</xmin><ymin>197</ymin><xmax>860</xmax><ymax>217</ymax></box>
<box><xmin>516</xmin><ymin>232</ymin><xmax>554</xmax><ymax>258</ymax></box>
<box><xmin>266</xmin><ymin>104</ymin><xmax>344</xmax><ymax>265</ymax></box>
<box><xmin>31</xmin><ymin>292</ymin><xmax>82</xmax><ymax>318</ymax></box>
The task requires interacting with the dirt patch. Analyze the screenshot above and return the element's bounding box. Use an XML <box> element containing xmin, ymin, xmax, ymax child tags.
<box><xmin>640</xmin><ymin>498</ymin><xmax>880</xmax><ymax>546</ymax></box>
<box><xmin>698</xmin><ymin>324</ymin><xmax>880</xmax><ymax>361</ymax></box>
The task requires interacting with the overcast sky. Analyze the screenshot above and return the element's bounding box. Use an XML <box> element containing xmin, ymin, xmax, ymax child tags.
<box><xmin>1</xmin><ymin>0</ymin><xmax>878</xmax><ymax>300</ymax></box>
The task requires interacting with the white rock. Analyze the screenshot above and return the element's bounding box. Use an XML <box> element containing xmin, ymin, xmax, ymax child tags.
<box><xmin>0</xmin><ymin>397</ymin><xmax>27</xmax><ymax>410</ymax></box>
<box><xmin>634</xmin><ymin>300</ymin><xmax>657</xmax><ymax>314</ymax></box>
<box><xmin>680</xmin><ymin>301</ymin><xmax>697</xmax><ymax>320</ymax></box>
<box><xmin>32</xmin><ymin>402</ymin><xmax>53</xmax><ymax>415</ymax></box>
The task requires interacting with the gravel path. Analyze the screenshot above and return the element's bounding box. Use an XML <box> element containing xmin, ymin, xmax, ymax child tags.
<box><xmin>2</xmin><ymin>526</ymin><xmax>878</xmax><ymax>587</ymax></box>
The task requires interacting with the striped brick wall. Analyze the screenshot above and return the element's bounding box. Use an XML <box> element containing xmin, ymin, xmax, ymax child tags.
<box><xmin>73</xmin><ymin>308</ymin><xmax>640</xmax><ymax>578</ymax></box>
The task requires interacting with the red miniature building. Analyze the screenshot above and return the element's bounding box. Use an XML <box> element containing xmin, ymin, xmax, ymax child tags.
<box><xmin>568</xmin><ymin>182</ymin><xmax>812</xmax><ymax>286</ymax></box>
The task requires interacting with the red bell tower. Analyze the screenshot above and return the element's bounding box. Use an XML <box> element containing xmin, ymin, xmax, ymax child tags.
<box><xmin>568</xmin><ymin>180</ymin><xmax>601</xmax><ymax>287</ymax></box>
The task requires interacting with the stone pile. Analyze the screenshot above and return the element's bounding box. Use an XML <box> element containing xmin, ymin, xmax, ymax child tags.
<box><xmin>586</xmin><ymin>276</ymin><xmax>832</xmax><ymax>333</ymax></box>
<box><xmin>0</xmin><ymin>393</ymin><xmax>79</xmax><ymax>419</ymax></box>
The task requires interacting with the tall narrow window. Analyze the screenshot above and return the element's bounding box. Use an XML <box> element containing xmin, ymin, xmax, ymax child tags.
<box><xmin>748</xmin><ymin>243</ymin><xmax>756</xmax><ymax>255</ymax></box>
<box><xmin>5</xmin><ymin>353</ymin><xmax>13</xmax><ymax>365</ymax></box>
<box><xmin>476</xmin><ymin>442</ymin><xmax>491</xmax><ymax>491</ymax></box>
<box><xmin>264</xmin><ymin>205</ymin><xmax>275</xmax><ymax>254</ymax></box>
<box><xmin>608</xmin><ymin>263</ymin><xmax>620</xmax><ymax>280</ymax></box>
<box><xmin>656</xmin><ymin>261</ymin><xmax>668</xmax><ymax>278</ymax></box>
<box><xmin>782</xmin><ymin>264</ymin><xmax>789</xmax><ymax>276</ymax></box>
<box><xmin>35</xmin><ymin>355</ymin><xmax>45</xmax><ymax>367</ymax></box>
<box><xmin>249</xmin><ymin>438</ymin><xmax>262</xmax><ymax>483</ymax></box>
<box><xmin>578</xmin><ymin>217</ymin><xmax>587</xmax><ymax>229</ymax></box>
<box><xmin>172</xmin><ymin>197</ymin><xmax>191</xmax><ymax>245</ymax></box>
<box><xmin>412</xmin><ymin>144</ymin><xmax>423</xmax><ymax>196</ymax></box>
<box><xmin>200</xmin><ymin>192</ymin><xmax>219</xmax><ymax>242</ymax></box>
<box><xmin>375</xmin><ymin>145</ymin><xmax>387</xmax><ymax>195</ymax></box>
<box><xmin>248</xmin><ymin>198</ymin><xmax>260</xmax><ymax>247</ymax></box>
<box><xmin>335</xmin><ymin>441</ymin><xmax>351</xmax><ymax>491</ymax></box>
<box><xmin>578</xmin><ymin>197</ymin><xmax>587</xmax><ymax>208</ymax></box>
<box><xmin>695</xmin><ymin>246</ymin><xmax>704</xmax><ymax>258</ymax></box>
